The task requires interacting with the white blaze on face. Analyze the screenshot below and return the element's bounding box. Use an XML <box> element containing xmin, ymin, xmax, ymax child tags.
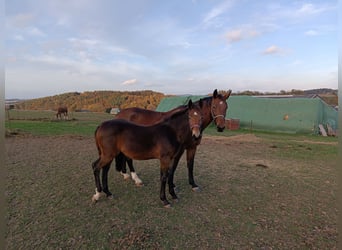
<box><xmin>191</xmin><ymin>111</ymin><xmax>201</xmax><ymax>138</ymax></box>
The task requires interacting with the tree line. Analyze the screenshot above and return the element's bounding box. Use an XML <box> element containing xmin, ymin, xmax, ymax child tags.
<box><xmin>14</xmin><ymin>90</ymin><xmax>167</xmax><ymax>112</ymax></box>
<box><xmin>13</xmin><ymin>88</ymin><xmax>338</xmax><ymax>112</ymax></box>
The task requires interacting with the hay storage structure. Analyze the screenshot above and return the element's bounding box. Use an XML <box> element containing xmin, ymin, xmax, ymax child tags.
<box><xmin>156</xmin><ymin>95</ymin><xmax>338</xmax><ymax>134</ymax></box>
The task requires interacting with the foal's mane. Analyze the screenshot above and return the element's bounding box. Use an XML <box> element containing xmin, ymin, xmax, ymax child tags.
<box><xmin>163</xmin><ymin>105</ymin><xmax>188</xmax><ymax>122</ymax></box>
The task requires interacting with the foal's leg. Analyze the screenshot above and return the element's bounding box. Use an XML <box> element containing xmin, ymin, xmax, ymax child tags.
<box><xmin>92</xmin><ymin>158</ymin><xmax>103</xmax><ymax>202</ymax></box>
<box><xmin>126</xmin><ymin>158</ymin><xmax>143</xmax><ymax>186</ymax></box>
<box><xmin>167</xmin><ymin>148</ymin><xmax>185</xmax><ymax>193</ymax></box>
<box><xmin>102</xmin><ymin>163</ymin><xmax>113</xmax><ymax>198</ymax></box>
<box><xmin>116</xmin><ymin>154</ymin><xmax>130</xmax><ymax>180</ymax></box>
<box><xmin>160</xmin><ymin>169</ymin><xmax>171</xmax><ymax>207</ymax></box>
<box><xmin>167</xmin><ymin>167</ymin><xmax>178</xmax><ymax>201</ymax></box>
<box><xmin>186</xmin><ymin>147</ymin><xmax>200</xmax><ymax>191</ymax></box>
<box><xmin>92</xmin><ymin>157</ymin><xmax>113</xmax><ymax>202</ymax></box>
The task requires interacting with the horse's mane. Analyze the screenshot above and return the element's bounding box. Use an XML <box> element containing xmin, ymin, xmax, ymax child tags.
<box><xmin>162</xmin><ymin>105</ymin><xmax>188</xmax><ymax>123</ymax></box>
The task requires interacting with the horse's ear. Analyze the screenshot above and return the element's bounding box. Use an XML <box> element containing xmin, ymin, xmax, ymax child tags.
<box><xmin>199</xmin><ymin>98</ymin><xmax>203</xmax><ymax>108</ymax></box>
<box><xmin>213</xmin><ymin>89</ymin><xmax>218</xmax><ymax>98</ymax></box>
<box><xmin>188</xmin><ymin>99</ymin><xmax>193</xmax><ymax>108</ymax></box>
<box><xmin>224</xmin><ymin>89</ymin><xmax>232</xmax><ymax>100</ymax></box>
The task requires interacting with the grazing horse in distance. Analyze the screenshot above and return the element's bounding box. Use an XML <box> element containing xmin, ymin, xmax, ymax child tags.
<box><xmin>91</xmin><ymin>100</ymin><xmax>203</xmax><ymax>207</ymax></box>
<box><xmin>56</xmin><ymin>106</ymin><xmax>68</xmax><ymax>120</ymax></box>
<box><xmin>115</xmin><ymin>89</ymin><xmax>232</xmax><ymax>191</ymax></box>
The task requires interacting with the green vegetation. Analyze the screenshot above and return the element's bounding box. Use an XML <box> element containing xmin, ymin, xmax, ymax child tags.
<box><xmin>5</xmin><ymin>109</ymin><xmax>113</xmax><ymax>136</ymax></box>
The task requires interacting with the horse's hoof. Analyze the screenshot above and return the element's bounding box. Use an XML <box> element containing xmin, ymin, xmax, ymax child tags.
<box><xmin>164</xmin><ymin>203</ymin><xmax>172</xmax><ymax>208</ymax></box>
<box><xmin>107</xmin><ymin>195</ymin><xmax>114</xmax><ymax>199</ymax></box>
<box><xmin>135</xmin><ymin>182</ymin><xmax>144</xmax><ymax>187</ymax></box>
<box><xmin>91</xmin><ymin>196</ymin><xmax>98</xmax><ymax>203</ymax></box>
<box><xmin>121</xmin><ymin>172</ymin><xmax>131</xmax><ymax>180</ymax></box>
<box><xmin>192</xmin><ymin>186</ymin><xmax>201</xmax><ymax>192</ymax></box>
<box><xmin>172</xmin><ymin>198</ymin><xmax>179</xmax><ymax>203</ymax></box>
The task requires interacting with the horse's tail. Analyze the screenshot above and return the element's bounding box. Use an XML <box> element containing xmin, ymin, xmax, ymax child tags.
<box><xmin>115</xmin><ymin>153</ymin><xmax>124</xmax><ymax>172</ymax></box>
<box><xmin>94</xmin><ymin>125</ymin><xmax>101</xmax><ymax>155</ymax></box>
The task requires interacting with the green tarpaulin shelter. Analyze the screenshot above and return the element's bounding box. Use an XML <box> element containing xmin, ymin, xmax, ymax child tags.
<box><xmin>156</xmin><ymin>95</ymin><xmax>338</xmax><ymax>134</ymax></box>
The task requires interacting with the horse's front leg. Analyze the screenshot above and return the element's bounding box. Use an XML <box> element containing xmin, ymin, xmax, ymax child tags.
<box><xmin>168</xmin><ymin>148</ymin><xmax>184</xmax><ymax>194</ymax></box>
<box><xmin>127</xmin><ymin>158</ymin><xmax>143</xmax><ymax>186</ymax></box>
<box><xmin>102</xmin><ymin>163</ymin><xmax>113</xmax><ymax>198</ymax></box>
<box><xmin>186</xmin><ymin>147</ymin><xmax>200</xmax><ymax>191</ymax></box>
<box><xmin>160</xmin><ymin>166</ymin><xmax>171</xmax><ymax>208</ymax></box>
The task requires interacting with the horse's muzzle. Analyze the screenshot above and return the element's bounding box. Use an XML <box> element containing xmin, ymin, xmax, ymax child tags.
<box><xmin>192</xmin><ymin>129</ymin><xmax>201</xmax><ymax>139</ymax></box>
<box><xmin>217</xmin><ymin>126</ymin><xmax>225</xmax><ymax>132</ymax></box>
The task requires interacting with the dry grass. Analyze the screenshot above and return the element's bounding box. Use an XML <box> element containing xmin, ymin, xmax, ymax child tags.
<box><xmin>5</xmin><ymin>131</ymin><xmax>337</xmax><ymax>249</ymax></box>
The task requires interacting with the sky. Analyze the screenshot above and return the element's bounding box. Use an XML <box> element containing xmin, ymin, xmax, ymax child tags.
<box><xmin>5</xmin><ymin>0</ymin><xmax>338</xmax><ymax>99</ymax></box>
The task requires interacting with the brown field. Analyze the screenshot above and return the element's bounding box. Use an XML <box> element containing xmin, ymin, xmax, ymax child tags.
<box><xmin>5</xmin><ymin>132</ymin><xmax>338</xmax><ymax>249</ymax></box>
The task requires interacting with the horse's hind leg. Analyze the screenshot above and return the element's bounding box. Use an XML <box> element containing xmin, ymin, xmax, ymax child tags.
<box><xmin>115</xmin><ymin>153</ymin><xmax>131</xmax><ymax>180</ymax></box>
<box><xmin>102</xmin><ymin>163</ymin><xmax>113</xmax><ymax>198</ymax></box>
<box><xmin>92</xmin><ymin>157</ymin><xmax>113</xmax><ymax>202</ymax></box>
<box><xmin>92</xmin><ymin>158</ymin><xmax>103</xmax><ymax>202</ymax></box>
<box><xmin>127</xmin><ymin>158</ymin><xmax>143</xmax><ymax>186</ymax></box>
<box><xmin>121</xmin><ymin>159</ymin><xmax>131</xmax><ymax>180</ymax></box>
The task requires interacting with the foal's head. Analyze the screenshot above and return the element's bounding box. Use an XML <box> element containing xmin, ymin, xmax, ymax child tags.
<box><xmin>187</xmin><ymin>99</ymin><xmax>203</xmax><ymax>138</ymax></box>
<box><xmin>211</xmin><ymin>89</ymin><xmax>232</xmax><ymax>132</ymax></box>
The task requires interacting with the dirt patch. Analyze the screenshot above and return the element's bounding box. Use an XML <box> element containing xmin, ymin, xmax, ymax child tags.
<box><xmin>203</xmin><ymin>133</ymin><xmax>261</xmax><ymax>143</ymax></box>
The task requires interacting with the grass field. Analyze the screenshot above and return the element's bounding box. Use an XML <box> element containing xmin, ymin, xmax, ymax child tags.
<box><xmin>5</xmin><ymin>110</ymin><xmax>338</xmax><ymax>249</ymax></box>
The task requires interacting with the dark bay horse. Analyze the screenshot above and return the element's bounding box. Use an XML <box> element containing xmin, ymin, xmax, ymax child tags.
<box><xmin>91</xmin><ymin>100</ymin><xmax>203</xmax><ymax>207</ymax></box>
<box><xmin>114</xmin><ymin>89</ymin><xmax>232</xmax><ymax>191</ymax></box>
<box><xmin>56</xmin><ymin>106</ymin><xmax>68</xmax><ymax>119</ymax></box>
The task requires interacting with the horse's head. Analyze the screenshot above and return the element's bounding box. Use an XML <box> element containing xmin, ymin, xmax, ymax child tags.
<box><xmin>187</xmin><ymin>99</ymin><xmax>203</xmax><ymax>139</ymax></box>
<box><xmin>211</xmin><ymin>89</ymin><xmax>231</xmax><ymax>132</ymax></box>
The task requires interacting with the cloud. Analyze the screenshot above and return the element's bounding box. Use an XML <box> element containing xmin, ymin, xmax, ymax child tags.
<box><xmin>225</xmin><ymin>28</ymin><xmax>260</xmax><ymax>43</ymax></box>
<box><xmin>305</xmin><ymin>30</ymin><xmax>319</xmax><ymax>36</ymax></box>
<box><xmin>121</xmin><ymin>79</ymin><xmax>137</xmax><ymax>85</ymax></box>
<box><xmin>262</xmin><ymin>45</ymin><xmax>283</xmax><ymax>55</ymax></box>
<box><xmin>13</xmin><ymin>35</ymin><xmax>24</xmax><ymax>41</ymax></box>
<box><xmin>27</xmin><ymin>26</ymin><xmax>46</xmax><ymax>37</ymax></box>
<box><xmin>226</xmin><ymin>29</ymin><xmax>243</xmax><ymax>42</ymax></box>
<box><xmin>296</xmin><ymin>3</ymin><xmax>328</xmax><ymax>16</ymax></box>
<box><xmin>202</xmin><ymin>0</ymin><xmax>234</xmax><ymax>28</ymax></box>
<box><xmin>7</xmin><ymin>13</ymin><xmax>35</xmax><ymax>28</ymax></box>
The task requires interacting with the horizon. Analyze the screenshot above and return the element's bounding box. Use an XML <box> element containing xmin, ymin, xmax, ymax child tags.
<box><xmin>5</xmin><ymin>87</ymin><xmax>338</xmax><ymax>101</ymax></box>
<box><xmin>5</xmin><ymin>1</ymin><xmax>337</xmax><ymax>99</ymax></box>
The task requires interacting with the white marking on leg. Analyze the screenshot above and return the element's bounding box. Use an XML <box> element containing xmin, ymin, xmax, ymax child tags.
<box><xmin>120</xmin><ymin>171</ymin><xmax>131</xmax><ymax>180</ymax></box>
<box><xmin>131</xmin><ymin>172</ymin><xmax>143</xmax><ymax>186</ymax></box>
<box><xmin>92</xmin><ymin>188</ymin><xmax>102</xmax><ymax>202</ymax></box>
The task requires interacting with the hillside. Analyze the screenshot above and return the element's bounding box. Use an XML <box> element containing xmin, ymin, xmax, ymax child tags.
<box><xmin>14</xmin><ymin>90</ymin><xmax>167</xmax><ymax>112</ymax></box>
<box><xmin>11</xmin><ymin>88</ymin><xmax>338</xmax><ymax>112</ymax></box>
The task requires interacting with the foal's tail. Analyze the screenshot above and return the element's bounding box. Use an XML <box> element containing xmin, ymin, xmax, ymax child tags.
<box><xmin>94</xmin><ymin>125</ymin><xmax>101</xmax><ymax>156</ymax></box>
<box><xmin>115</xmin><ymin>153</ymin><xmax>124</xmax><ymax>172</ymax></box>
